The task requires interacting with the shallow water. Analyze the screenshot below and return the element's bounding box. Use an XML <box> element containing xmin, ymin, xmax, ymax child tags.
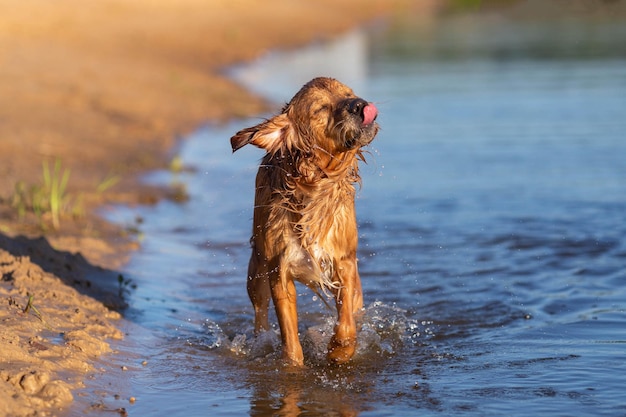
<box><xmin>100</xmin><ymin>12</ymin><xmax>625</xmax><ymax>417</ymax></box>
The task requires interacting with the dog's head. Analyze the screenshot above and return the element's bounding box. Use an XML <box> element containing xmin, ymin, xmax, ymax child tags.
<box><xmin>230</xmin><ymin>77</ymin><xmax>378</xmax><ymax>157</ymax></box>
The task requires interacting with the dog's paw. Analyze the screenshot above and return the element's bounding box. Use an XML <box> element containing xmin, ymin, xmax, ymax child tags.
<box><xmin>281</xmin><ymin>352</ymin><xmax>306</xmax><ymax>368</ymax></box>
<box><xmin>327</xmin><ymin>336</ymin><xmax>357</xmax><ymax>364</ymax></box>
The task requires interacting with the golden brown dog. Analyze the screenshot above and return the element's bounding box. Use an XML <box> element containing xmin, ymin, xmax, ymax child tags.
<box><xmin>230</xmin><ymin>77</ymin><xmax>379</xmax><ymax>366</ymax></box>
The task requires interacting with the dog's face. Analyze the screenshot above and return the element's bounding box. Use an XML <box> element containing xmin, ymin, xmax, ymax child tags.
<box><xmin>231</xmin><ymin>77</ymin><xmax>378</xmax><ymax>157</ymax></box>
<box><xmin>287</xmin><ymin>77</ymin><xmax>379</xmax><ymax>153</ymax></box>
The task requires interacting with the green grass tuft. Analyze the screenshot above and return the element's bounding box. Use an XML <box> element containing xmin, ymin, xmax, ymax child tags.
<box><xmin>9</xmin><ymin>158</ymin><xmax>77</xmax><ymax>231</ymax></box>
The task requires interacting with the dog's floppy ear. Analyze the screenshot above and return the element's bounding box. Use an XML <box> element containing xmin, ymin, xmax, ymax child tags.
<box><xmin>230</xmin><ymin>113</ymin><xmax>291</xmax><ymax>154</ymax></box>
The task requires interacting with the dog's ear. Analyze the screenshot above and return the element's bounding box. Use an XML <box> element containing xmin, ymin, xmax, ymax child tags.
<box><xmin>230</xmin><ymin>114</ymin><xmax>291</xmax><ymax>154</ymax></box>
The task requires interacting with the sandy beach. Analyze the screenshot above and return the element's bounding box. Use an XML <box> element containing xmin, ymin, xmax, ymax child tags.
<box><xmin>0</xmin><ymin>0</ymin><xmax>437</xmax><ymax>415</ymax></box>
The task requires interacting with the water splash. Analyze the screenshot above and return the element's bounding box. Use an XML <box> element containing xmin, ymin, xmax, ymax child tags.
<box><xmin>178</xmin><ymin>301</ymin><xmax>436</xmax><ymax>368</ymax></box>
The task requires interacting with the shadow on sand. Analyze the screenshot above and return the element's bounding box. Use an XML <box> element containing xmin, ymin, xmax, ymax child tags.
<box><xmin>0</xmin><ymin>232</ymin><xmax>128</xmax><ymax>311</ymax></box>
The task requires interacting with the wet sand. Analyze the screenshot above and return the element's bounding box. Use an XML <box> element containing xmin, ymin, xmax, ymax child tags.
<box><xmin>0</xmin><ymin>0</ymin><xmax>442</xmax><ymax>415</ymax></box>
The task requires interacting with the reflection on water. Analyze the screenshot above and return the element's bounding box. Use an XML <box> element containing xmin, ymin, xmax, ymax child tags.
<box><xmin>101</xmin><ymin>6</ymin><xmax>626</xmax><ymax>417</ymax></box>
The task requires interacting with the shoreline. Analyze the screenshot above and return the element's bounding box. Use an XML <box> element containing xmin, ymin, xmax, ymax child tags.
<box><xmin>0</xmin><ymin>1</ymin><xmax>448</xmax><ymax>415</ymax></box>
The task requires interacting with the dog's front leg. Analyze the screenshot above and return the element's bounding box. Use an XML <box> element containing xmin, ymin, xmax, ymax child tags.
<box><xmin>353</xmin><ymin>269</ymin><xmax>364</xmax><ymax>313</ymax></box>
<box><xmin>270</xmin><ymin>268</ymin><xmax>304</xmax><ymax>367</ymax></box>
<box><xmin>327</xmin><ymin>258</ymin><xmax>359</xmax><ymax>364</ymax></box>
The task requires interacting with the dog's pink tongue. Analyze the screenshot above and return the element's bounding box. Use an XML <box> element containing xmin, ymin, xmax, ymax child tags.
<box><xmin>363</xmin><ymin>103</ymin><xmax>378</xmax><ymax>125</ymax></box>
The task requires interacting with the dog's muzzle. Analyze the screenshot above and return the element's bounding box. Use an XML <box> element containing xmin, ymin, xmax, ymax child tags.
<box><xmin>347</xmin><ymin>99</ymin><xmax>378</xmax><ymax>126</ymax></box>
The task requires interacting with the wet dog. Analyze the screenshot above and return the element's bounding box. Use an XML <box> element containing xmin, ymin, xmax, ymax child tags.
<box><xmin>231</xmin><ymin>77</ymin><xmax>379</xmax><ymax>366</ymax></box>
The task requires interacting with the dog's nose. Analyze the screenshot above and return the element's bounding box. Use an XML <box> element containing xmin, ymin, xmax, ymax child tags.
<box><xmin>348</xmin><ymin>98</ymin><xmax>369</xmax><ymax>118</ymax></box>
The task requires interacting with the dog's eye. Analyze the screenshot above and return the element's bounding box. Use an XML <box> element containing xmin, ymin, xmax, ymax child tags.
<box><xmin>312</xmin><ymin>105</ymin><xmax>329</xmax><ymax>115</ymax></box>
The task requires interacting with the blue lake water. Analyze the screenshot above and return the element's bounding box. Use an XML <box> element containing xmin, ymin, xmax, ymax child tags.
<box><xmin>97</xmin><ymin>11</ymin><xmax>625</xmax><ymax>417</ymax></box>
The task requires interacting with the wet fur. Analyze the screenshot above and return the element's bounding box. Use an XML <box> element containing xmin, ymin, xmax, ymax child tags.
<box><xmin>231</xmin><ymin>77</ymin><xmax>379</xmax><ymax>366</ymax></box>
